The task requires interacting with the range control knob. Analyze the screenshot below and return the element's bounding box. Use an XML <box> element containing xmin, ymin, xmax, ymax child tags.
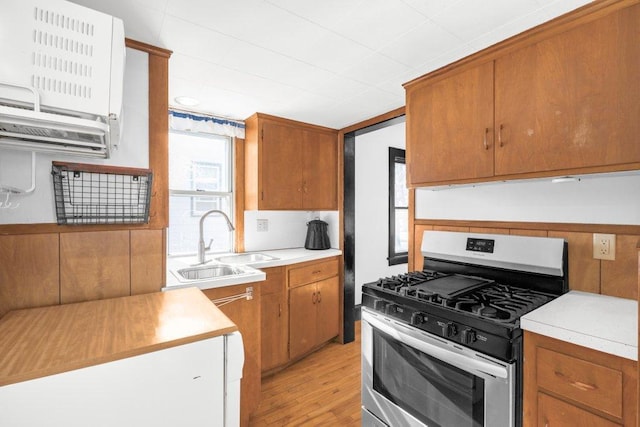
<box><xmin>410</xmin><ymin>312</ymin><xmax>426</xmax><ymax>326</ymax></box>
<box><xmin>441</xmin><ymin>322</ymin><xmax>457</xmax><ymax>338</ymax></box>
<box><xmin>373</xmin><ymin>299</ymin><xmax>388</xmax><ymax>312</ymax></box>
<box><xmin>461</xmin><ymin>328</ymin><xmax>477</xmax><ymax>345</ymax></box>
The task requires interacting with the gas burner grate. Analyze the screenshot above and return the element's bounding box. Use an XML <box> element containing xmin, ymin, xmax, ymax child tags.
<box><xmin>371</xmin><ymin>270</ymin><xmax>446</xmax><ymax>293</ymax></box>
<box><xmin>446</xmin><ymin>284</ymin><xmax>553</xmax><ymax>322</ymax></box>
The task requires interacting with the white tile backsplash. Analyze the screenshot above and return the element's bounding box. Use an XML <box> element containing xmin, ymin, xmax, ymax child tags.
<box><xmin>244</xmin><ymin>210</ymin><xmax>339</xmax><ymax>251</ymax></box>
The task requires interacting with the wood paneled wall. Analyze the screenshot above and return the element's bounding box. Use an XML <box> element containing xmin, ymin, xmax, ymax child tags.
<box><xmin>411</xmin><ymin>220</ymin><xmax>640</xmax><ymax>300</ymax></box>
<box><xmin>0</xmin><ymin>230</ymin><xmax>165</xmax><ymax>318</ymax></box>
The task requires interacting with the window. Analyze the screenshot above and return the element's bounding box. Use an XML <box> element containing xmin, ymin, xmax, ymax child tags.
<box><xmin>168</xmin><ymin>131</ymin><xmax>233</xmax><ymax>256</ymax></box>
<box><xmin>388</xmin><ymin>147</ymin><xmax>408</xmax><ymax>265</ymax></box>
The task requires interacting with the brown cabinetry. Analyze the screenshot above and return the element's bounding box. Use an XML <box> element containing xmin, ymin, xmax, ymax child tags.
<box><xmin>524</xmin><ymin>331</ymin><xmax>637</xmax><ymax>427</ymax></box>
<box><xmin>260</xmin><ymin>266</ymin><xmax>288</xmax><ymax>372</ymax></box>
<box><xmin>244</xmin><ymin>113</ymin><xmax>338</xmax><ymax>210</ymax></box>
<box><xmin>494</xmin><ymin>5</ymin><xmax>640</xmax><ymax>176</ymax></box>
<box><xmin>406</xmin><ymin>62</ymin><xmax>494</xmax><ymax>184</ymax></box>
<box><xmin>405</xmin><ymin>3</ymin><xmax>640</xmax><ymax>187</ymax></box>
<box><xmin>288</xmin><ymin>257</ymin><xmax>340</xmax><ymax>361</ymax></box>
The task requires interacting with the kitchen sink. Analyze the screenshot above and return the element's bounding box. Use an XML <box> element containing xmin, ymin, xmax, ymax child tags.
<box><xmin>175</xmin><ymin>265</ymin><xmax>243</xmax><ymax>281</ymax></box>
<box><xmin>214</xmin><ymin>253</ymin><xmax>278</xmax><ymax>264</ymax></box>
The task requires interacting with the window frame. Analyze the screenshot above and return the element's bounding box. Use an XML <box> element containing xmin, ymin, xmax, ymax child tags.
<box><xmin>167</xmin><ymin>130</ymin><xmax>234</xmax><ymax>257</ymax></box>
<box><xmin>388</xmin><ymin>147</ymin><xmax>408</xmax><ymax>266</ymax></box>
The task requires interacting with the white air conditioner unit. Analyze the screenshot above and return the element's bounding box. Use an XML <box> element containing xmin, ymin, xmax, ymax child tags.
<box><xmin>0</xmin><ymin>0</ymin><xmax>125</xmax><ymax>158</ymax></box>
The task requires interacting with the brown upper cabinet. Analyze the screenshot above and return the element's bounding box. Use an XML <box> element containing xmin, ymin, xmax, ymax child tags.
<box><xmin>405</xmin><ymin>2</ymin><xmax>640</xmax><ymax>187</ymax></box>
<box><xmin>244</xmin><ymin>113</ymin><xmax>338</xmax><ymax>210</ymax></box>
<box><xmin>406</xmin><ymin>62</ymin><xmax>494</xmax><ymax>184</ymax></box>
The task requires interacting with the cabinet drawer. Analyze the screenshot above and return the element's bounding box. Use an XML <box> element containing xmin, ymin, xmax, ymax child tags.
<box><xmin>536</xmin><ymin>347</ymin><xmax>623</xmax><ymax>418</ymax></box>
<box><xmin>288</xmin><ymin>258</ymin><xmax>338</xmax><ymax>288</ymax></box>
<box><xmin>538</xmin><ymin>393</ymin><xmax>621</xmax><ymax>427</ymax></box>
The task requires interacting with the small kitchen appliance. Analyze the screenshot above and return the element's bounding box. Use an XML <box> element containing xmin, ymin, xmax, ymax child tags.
<box><xmin>304</xmin><ymin>218</ymin><xmax>331</xmax><ymax>250</ymax></box>
<box><xmin>361</xmin><ymin>231</ymin><xmax>568</xmax><ymax>427</ymax></box>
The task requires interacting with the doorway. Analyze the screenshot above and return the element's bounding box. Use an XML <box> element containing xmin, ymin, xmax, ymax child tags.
<box><xmin>342</xmin><ymin>114</ymin><xmax>406</xmax><ymax>343</ymax></box>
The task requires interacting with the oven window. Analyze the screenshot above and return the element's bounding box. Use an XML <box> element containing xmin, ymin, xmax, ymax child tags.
<box><xmin>373</xmin><ymin>329</ymin><xmax>484</xmax><ymax>427</ymax></box>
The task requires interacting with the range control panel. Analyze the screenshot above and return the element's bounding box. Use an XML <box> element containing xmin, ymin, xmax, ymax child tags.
<box><xmin>466</xmin><ymin>237</ymin><xmax>495</xmax><ymax>253</ymax></box>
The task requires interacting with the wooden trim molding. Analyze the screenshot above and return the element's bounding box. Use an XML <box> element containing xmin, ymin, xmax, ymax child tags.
<box><xmin>147</xmin><ymin>47</ymin><xmax>171</xmax><ymax>228</ymax></box>
<box><xmin>234</xmin><ymin>137</ymin><xmax>246</xmax><ymax>253</ymax></box>
<box><xmin>414</xmin><ymin>219</ymin><xmax>640</xmax><ymax>235</ymax></box>
<box><xmin>246</xmin><ymin>112</ymin><xmax>337</xmax><ymax>134</ymax></box>
<box><xmin>125</xmin><ymin>38</ymin><xmax>172</xmax><ymax>58</ymax></box>
<box><xmin>339</xmin><ymin>106</ymin><xmax>405</xmax><ymax>135</ymax></box>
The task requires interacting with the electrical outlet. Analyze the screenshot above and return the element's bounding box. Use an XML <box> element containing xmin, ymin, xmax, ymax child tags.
<box><xmin>257</xmin><ymin>218</ymin><xmax>268</xmax><ymax>232</ymax></box>
<box><xmin>593</xmin><ymin>233</ymin><xmax>615</xmax><ymax>260</ymax></box>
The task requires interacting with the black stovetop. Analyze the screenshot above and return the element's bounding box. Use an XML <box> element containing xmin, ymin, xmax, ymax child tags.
<box><xmin>362</xmin><ymin>269</ymin><xmax>559</xmax><ymax>361</ymax></box>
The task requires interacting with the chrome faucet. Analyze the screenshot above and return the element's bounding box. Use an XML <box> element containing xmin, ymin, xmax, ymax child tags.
<box><xmin>197</xmin><ymin>209</ymin><xmax>235</xmax><ymax>265</ymax></box>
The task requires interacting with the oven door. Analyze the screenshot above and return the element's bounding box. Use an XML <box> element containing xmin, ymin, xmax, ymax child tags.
<box><xmin>362</xmin><ymin>308</ymin><xmax>515</xmax><ymax>427</ymax></box>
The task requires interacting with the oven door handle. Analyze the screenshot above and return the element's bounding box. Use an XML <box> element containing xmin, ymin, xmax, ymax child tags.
<box><xmin>365</xmin><ymin>313</ymin><xmax>509</xmax><ymax>379</ymax></box>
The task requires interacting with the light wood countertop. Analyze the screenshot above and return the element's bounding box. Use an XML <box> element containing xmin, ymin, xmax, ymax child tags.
<box><xmin>0</xmin><ymin>287</ymin><xmax>237</xmax><ymax>386</ymax></box>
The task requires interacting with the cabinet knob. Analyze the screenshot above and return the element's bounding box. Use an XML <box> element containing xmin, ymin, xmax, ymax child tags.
<box><xmin>317</xmin><ymin>291</ymin><xmax>322</xmax><ymax>303</ymax></box>
<box><xmin>312</xmin><ymin>292</ymin><xmax>317</xmax><ymax>304</ymax></box>
<box><xmin>498</xmin><ymin>124</ymin><xmax>504</xmax><ymax>147</ymax></box>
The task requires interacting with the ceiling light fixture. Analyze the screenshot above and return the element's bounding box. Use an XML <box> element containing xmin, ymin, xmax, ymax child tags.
<box><xmin>174</xmin><ymin>96</ymin><xmax>200</xmax><ymax>107</ymax></box>
<box><xmin>551</xmin><ymin>176</ymin><xmax>579</xmax><ymax>184</ymax></box>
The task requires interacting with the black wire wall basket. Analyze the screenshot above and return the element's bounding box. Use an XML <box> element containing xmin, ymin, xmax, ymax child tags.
<box><xmin>51</xmin><ymin>161</ymin><xmax>153</xmax><ymax>225</ymax></box>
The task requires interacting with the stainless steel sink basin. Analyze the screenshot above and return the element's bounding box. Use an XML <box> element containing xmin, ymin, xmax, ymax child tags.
<box><xmin>214</xmin><ymin>253</ymin><xmax>278</xmax><ymax>264</ymax></box>
<box><xmin>176</xmin><ymin>265</ymin><xmax>243</xmax><ymax>281</ymax></box>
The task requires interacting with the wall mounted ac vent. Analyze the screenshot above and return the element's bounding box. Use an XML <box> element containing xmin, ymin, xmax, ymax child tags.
<box><xmin>0</xmin><ymin>0</ymin><xmax>125</xmax><ymax>158</ymax></box>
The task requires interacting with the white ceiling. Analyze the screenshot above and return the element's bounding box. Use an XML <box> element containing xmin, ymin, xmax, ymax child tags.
<box><xmin>68</xmin><ymin>0</ymin><xmax>592</xmax><ymax>129</ymax></box>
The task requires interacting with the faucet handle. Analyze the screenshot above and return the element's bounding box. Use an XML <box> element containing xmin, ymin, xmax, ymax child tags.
<box><xmin>204</xmin><ymin>238</ymin><xmax>213</xmax><ymax>251</ymax></box>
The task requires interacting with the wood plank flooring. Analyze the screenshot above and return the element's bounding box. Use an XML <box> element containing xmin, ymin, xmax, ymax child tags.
<box><xmin>249</xmin><ymin>322</ymin><xmax>361</xmax><ymax>426</ymax></box>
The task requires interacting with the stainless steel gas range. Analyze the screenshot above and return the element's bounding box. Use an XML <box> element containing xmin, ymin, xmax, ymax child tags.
<box><xmin>361</xmin><ymin>231</ymin><xmax>568</xmax><ymax>427</ymax></box>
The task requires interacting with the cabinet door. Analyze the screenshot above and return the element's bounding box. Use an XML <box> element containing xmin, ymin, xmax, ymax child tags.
<box><xmin>315</xmin><ymin>276</ymin><xmax>340</xmax><ymax>345</ymax></box>
<box><xmin>289</xmin><ymin>283</ymin><xmax>318</xmax><ymax>360</ymax></box>
<box><xmin>495</xmin><ymin>5</ymin><xmax>640</xmax><ymax>176</ymax></box>
<box><xmin>260</xmin><ymin>120</ymin><xmax>303</xmax><ymax>209</ymax></box>
<box><xmin>261</xmin><ymin>292</ymin><xmax>288</xmax><ymax>372</ymax></box>
<box><xmin>406</xmin><ymin>62</ymin><xmax>494</xmax><ymax>185</ymax></box>
<box><xmin>302</xmin><ymin>129</ymin><xmax>338</xmax><ymax>210</ymax></box>
<box><xmin>260</xmin><ymin>267</ymin><xmax>288</xmax><ymax>372</ymax></box>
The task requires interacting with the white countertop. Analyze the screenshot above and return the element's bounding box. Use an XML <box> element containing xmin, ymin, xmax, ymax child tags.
<box><xmin>521</xmin><ymin>290</ymin><xmax>638</xmax><ymax>361</ymax></box>
<box><xmin>234</xmin><ymin>248</ymin><xmax>342</xmax><ymax>269</ymax></box>
<box><xmin>164</xmin><ymin>248</ymin><xmax>342</xmax><ymax>291</ymax></box>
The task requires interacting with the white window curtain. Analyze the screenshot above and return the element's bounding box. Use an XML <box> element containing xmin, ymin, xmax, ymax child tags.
<box><xmin>169</xmin><ymin>110</ymin><xmax>245</xmax><ymax>139</ymax></box>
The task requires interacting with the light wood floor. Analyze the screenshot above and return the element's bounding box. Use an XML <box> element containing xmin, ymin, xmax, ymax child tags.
<box><xmin>249</xmin><ymin>321</ymin><xmax>362</xmax><ymax>426</ymax></box>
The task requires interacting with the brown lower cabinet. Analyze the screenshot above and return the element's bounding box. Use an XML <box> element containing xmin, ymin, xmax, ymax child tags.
<box><xmin>202</xmin><ymin>283</ymin><xmax>261</xmax><ymax>427</ymax></box>
<box><xmin>260</xmin><ymin>266</ymin><xmax>288</xmax><ymax>372</ymax></box>
<box><xmin>288</xmin><ymin>276</ymin><xmax>339</xmax><ymax>360</ymax></box>
<box><xmin>524</xmin><ymin>331</ymin><xmax>637</xmax><ymax>427</ymax></box>
<box><xmin>261</xmin><ymin>256</ymin><xmax>341</xmax><ymax>374</ymax></box>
